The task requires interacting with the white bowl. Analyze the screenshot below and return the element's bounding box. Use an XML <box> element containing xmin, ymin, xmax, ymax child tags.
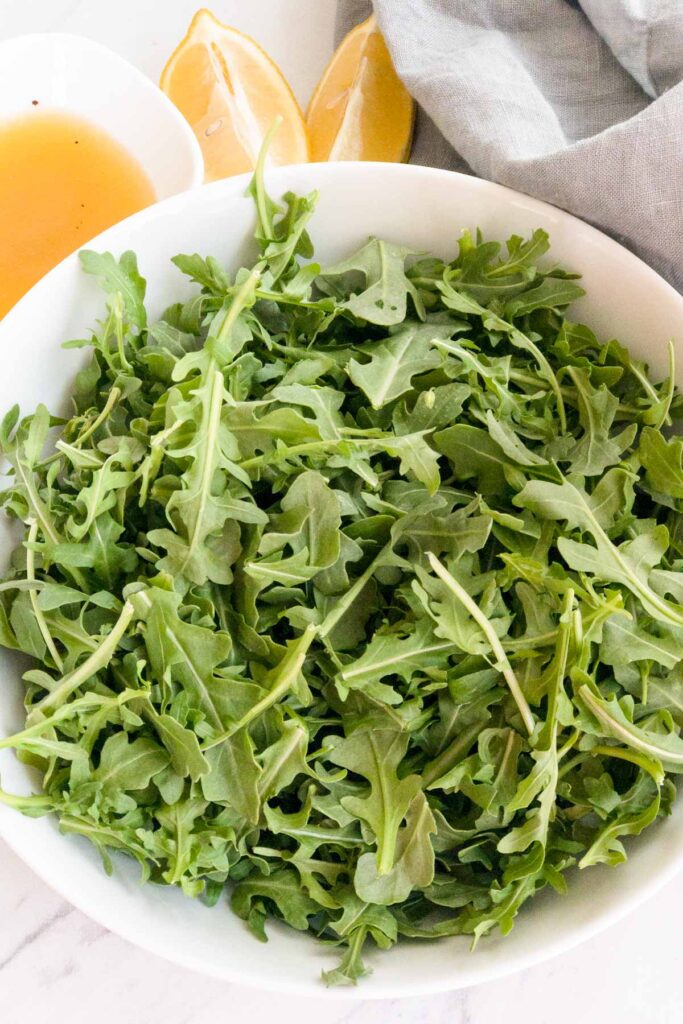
<box><xmin>0</xmin><ymin>33</ymin><xmax>204</xmax><ymax>198</ymax></box>
<box><xmin>0</xmin><ymin>164</ymin><xmax>681</xmax><ymax>999</ymax></box>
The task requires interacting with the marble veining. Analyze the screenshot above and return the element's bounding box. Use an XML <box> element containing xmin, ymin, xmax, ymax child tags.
<box><xmin>0</xmin><ymin>2</ymin><xmax>681</xmax><ymax>1021</ymax></box>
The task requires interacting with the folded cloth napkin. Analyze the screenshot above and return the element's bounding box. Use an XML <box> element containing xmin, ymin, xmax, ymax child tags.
<box><xmin>337</xmin><ymin>1</ymin><xmax>683</xmax><ymax>291</ymax></box>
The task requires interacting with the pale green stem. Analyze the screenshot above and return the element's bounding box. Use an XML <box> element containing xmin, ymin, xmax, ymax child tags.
<box><xmin>74</xmin><ymin>385</ymin><xmax>122</xmax><ymax>447</ymax></box>
<box><xmin>0</xmin><ymin>579</ymin><xmax>45</xmax><ymax>594</ymax></box>
<box><xmin>240</xmin><ymin>436</ymin><xmax>379</xmax><ymax>472</ymax></box>
<box><xmin>422</xmin><ymin>720</ymin><xmax>484</xmax><ymax>790</ymax></box>
<box><xmin>213</xmin><ymin>266</ymin><xmax>261</xmax><ymax>351</ymax></box>
<box><xmin>510</xmin><ymin>326</ymin><xmax>567</xmax><ymax>433</ymax></box>
<box><xmin>0</xmin><ymin>790</ymin><xmax>53</xmax><ymax>811</ymax></box>
<box><xmin>318</xmin><ymin>544</ymin><xmax>392</xmax><ymax>640</ymax></box>
<box><xmin>202</xmin><ymin>624</ymin><xmax>317</xmax><ymax>750</ymax></box>
<box><xmin>151</xmin><ymin>418</ymin><xmax>183</xmax><ymax>450</ymax></box>
<box><xmin>14</xmin><ymin>458</ymin><xmax>89</xmax><ymax>592</ymax></box>
<box><xmin>0</xmin><ymin>692</ymin><xmax>135</xmax><ymax>750</ymax></box>
<box><xmin>44</xmin><ymin>386</ymin><xmax>121</xmax><ymax>467</ymax></box>
<box><xmin>252</xmin><ymin>116</ymin><xmax>282</xmax><ymax>238</ymax></box>
<box><xmin>508</xmin><ymin>370</ymin><xmax>644</xmax><ymax>416</ymax></box>
<box><xmin>579</xmin><ymin>685</ymin><xmax>683</xmax><ymax>765</ymax></box>
<box><xmin>26</xmin><ymin>519</ymin><xmax>63</xmax><ymax>671</ymax></box>
<box><xmin>31</xmin><ymin>601</ymin><xmax>135</xmax><ymax>716</ymax></box>
<box><xmin>113</xmin><ymin>295</ymin><xmax>132</xmax><ymax>371</ymax></box>
<box><xmin>426</xmin><ymin>552</ymin><xmax>535</xmax><ymax>735</ymax></box>
<box><xmin>652</xmin><ymin>339</ymin><xmax>675</xmax><ymax>430</ymax></box>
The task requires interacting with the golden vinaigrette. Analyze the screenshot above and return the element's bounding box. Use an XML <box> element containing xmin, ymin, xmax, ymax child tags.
<box><xmin>0</xmin><ymin>110</ymin><xmax>156</xmax><ymax>318</ymax></box>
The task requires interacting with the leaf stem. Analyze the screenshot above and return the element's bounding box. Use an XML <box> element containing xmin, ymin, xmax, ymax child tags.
<box><xmin>579</xmin><ymin>685</ymin><xmax>683</xmax><ymax>765</ymax></box>
<box><xmin>0</xmin><ymin>789</ymin><xmax>53</xmax><ymax>812</ymax></box>
<box><xmin>30</xmin><ymin>600</ymin><xmax>135</xmax><ymax>717</ymax></box>
<box><xmin>0</xmin><ymin>692</ymin><xmax>134</xmax><ymax>750</ymax></box>
<box><xmin>426</xmin><ymin>552</ymin><xmax>535</xmax><ymax>735</ymax></box>
<box><xmin>113</xmin><ymin>296</ymin><xmax>132</xmax><ymax>372</ymax></box>
<box><xmin>43</xmin><ymin>387</ymin><xmax>122</xmax><ymax>468</ymax></box>
<box><xmin>13</xmin><ymin>458</ymin><xmax>89</xmax><ymax>592</ymax></box>
<box><xmin>509</xmin><ymin>327</ymin><xmax>567</xmax><ymax>433</ymax></box>
<box><xmin>252</xmin><ymin>116</ymin><xmax>283</xmax><ymax>239</ymax></box>
<box><xmin>26</xmin><ymin>520</ymin><xmax>63</xmax><ymax>671</ymax></box>
<box><xmin>240</xmin><ymin>436</ymin><xmax>382</xmax><ymax>472</ymax></box>
<box><xmin>201</xmin><ymin>624</ymin><xmax>317</xmax><ymax>750</ymax></box>
<box><xmin>504</xmin><ymin>596</ymin><xmax>627</xmax><ymax>652</ymax></box>
<box><xmin>422</xmin><ymin>720</ymin><xmax>483</xmax><ymax>789</ymax></box>
<box><xmin>318</xmin><ymin>544</ymin><xmax>392</xmax><ymax>640</ymax></box>
<box><xmin>652</xmin><ymin>339</ymin><xmax>675</xmax><ymax>430</ymax></box>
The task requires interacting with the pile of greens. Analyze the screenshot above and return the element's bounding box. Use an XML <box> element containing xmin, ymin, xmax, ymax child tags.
<box><xmin>1</xmin><ymin>163</ymin><xmax>682</xmax><ymax>986</ymax></box>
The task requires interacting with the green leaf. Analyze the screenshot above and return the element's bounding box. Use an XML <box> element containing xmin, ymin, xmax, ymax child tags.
<box><xmin>171</xmin><ymin>253</ymin><xmax>230</xmax><ymax>294</ymax></box>
<box><xmin>257</xmin><ymin>719</ymin><xmax>310</xmax><ymax>800</ymax></box>
<box><xmin>271</xmin><ymin>383</ymin><xmax>345</xmax><ymax>440</ymax></box>
<box><xmin>382</xmin><ymin>431</ymin><xmax>441</xmax><ymax>495</ymax></box>
<box><xmin>579</xmin><ymin>772</ymin><xmax>661</xmax><ymax>868</ymax></box>
<box><xmin>132</xmin><ymin>588</ymin><xmax>235</xmax><ymax>732</ymax></box>
<box><xmin>201</xmin><ymin>731</ymin><xmax>261</xmax><ymax>824</ymax></box>
<box><xmin>319</xmin><ymin>238</ymin><xmax>421</xmax><ymax>326</ymax></box>
<box><xmin>516</xmin><ymin>477</ymin><xmax>683</xmax><ymax>629</ymax></box>
<box><xmin>93</xmin><ymin>732</ymin><xmax>169</xmax><ymax>792</ymax></box>
<box><xmin>639</xmin><ymin>427</ymin><xmax>683</xmax><ymax>499</ymax></box>
<box><xmin>579</xmin><ymin>686</ymin><xmax>683</xmax><ymax>770</ymax></box>
<box><xmin>484</xmin><ymin>411</ymin><xmax>547</xmax><ymax>467</ymax></box>
<box><xmin>144</xmin><ymin>703</ymin><xmax>210</xmax><ymax>782</ymax></box>
<box><xmin>231</xmin><ymin>867</ymin><xmax>319</xmax><ymax>934</ymax></box>
<box><xmin>336</xmin><ymin>618</ymin><xmax>456</xmax><ymax>704</ymax></box>
<box><xmin>257</xmin><ymin>470</ymin><xmax>341</xmax><ymax>573</ymax></box>
<box><xmin>434</xmin><ymin>425</ymin><xmax>510</xmax><ymax>495</ymax></box>
<box><xmin>328</xmin><ymin>724</ymin><xmax>435</xmax><ymax>900</ymax></box>
<box><xmin>504</xmin><ymin>276</ymin><xmax>585</xmax><ymax>318</ymax></box>
<box><xmin>347</xmin><ymin>322</ymin><xmax>452</xmax><ymax>409</ymax></box>
<box><xmin>393</xmin><ymin>383</ymin><xmax>470</xmax><ymax>436</ymax></box>
<box><xmin>79</xmin><ymin>250</ymin><xmax>147</xmax><ymax>329</ymax></box>
<box><xmin>354</xmin><ymin>790</ymin><xmax>436</xmax><ymax>905</ymax></box>
<box><xmin>600</xmin><ymin>614</ymin><xmax>682</xmax><ymax>670</ymax></box>
<box><xmin>561</xmin><ymin>367</ymin><xmax>636</xmax><ymax>476</ymax></box>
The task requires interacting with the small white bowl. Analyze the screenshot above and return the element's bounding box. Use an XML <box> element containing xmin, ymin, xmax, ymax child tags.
<box><xmin>0</xmin><ymin>33</ymin><xmax>204</xmax><ymax>197</ymax></box>
<box><xmin>0</xmin><ymin>163</ymin><xmax>682</xmax><ymax>998</ymax></box>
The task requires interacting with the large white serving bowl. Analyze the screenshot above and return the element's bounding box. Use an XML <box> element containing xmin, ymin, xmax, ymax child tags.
<box><xmin>0</xmin><ymin>164</ymin><xmax>682</xmax><ymax>999</ymax></box>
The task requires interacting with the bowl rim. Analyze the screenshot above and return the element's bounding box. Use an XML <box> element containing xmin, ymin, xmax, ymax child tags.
<box><xmin>0</xmin><ymin>160</ymin><xmax>682</xmax><ymax>999</ymax></box>
<box><xmin>0</xmin><ymin>30</ymin><xmax>205</xmax><ymax>192</ymax></box>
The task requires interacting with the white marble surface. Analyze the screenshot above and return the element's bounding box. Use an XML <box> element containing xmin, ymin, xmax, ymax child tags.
<box><xmin>0</xmin><ymin>2</ymin><xmax>681</xmax><ymax>1020</ymax></box>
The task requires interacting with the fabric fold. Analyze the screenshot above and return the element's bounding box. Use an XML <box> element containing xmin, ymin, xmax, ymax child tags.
<box><xmin>336</xmin><ymin>0</ymin><xmax>683</xmax><ymax>290</ymax></box>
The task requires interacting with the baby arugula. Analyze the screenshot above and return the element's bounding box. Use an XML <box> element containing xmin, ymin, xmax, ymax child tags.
<box><xmin>0</xmin><ymin>160</ymin><xmax>682</xmax><ymax>986</ymax></box>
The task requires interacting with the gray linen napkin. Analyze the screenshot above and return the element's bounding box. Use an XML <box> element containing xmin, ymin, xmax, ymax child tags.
<box><xmin>336</xmin><ymin>1</ymin><xmax>683</xmax><ymax>291</ymax></box>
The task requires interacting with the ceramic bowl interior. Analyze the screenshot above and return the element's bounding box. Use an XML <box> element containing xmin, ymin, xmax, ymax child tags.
<box><xmin>0</xmin><ymin>163</ymin><xmax>681</xmax><ymax>998</ymax></box>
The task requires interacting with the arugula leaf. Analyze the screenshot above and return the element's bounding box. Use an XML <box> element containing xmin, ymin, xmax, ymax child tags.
<box><xmin>560</xmin><ymin>367</ymin><xmax>636</xmax><ymax>475</ymax></box>
<box><xmin>346</xmin><ymin>322</ymin><xmax>453</xmax><ymax>409</ymax></box>
<box><xmin>318</xmin><ymin>238</ymin><xmax>422</xmax><ymax>326</ymax></box>
<box><xmin>93</xmin><ymin>732</ymin><xmax>169</xmax><ymax>793</ymax></box>
<box><xmin>504</xmin><ymin>276</ymin><xmax>585</xmax><ymax>318</ymax></box>
<box><xmin>435</xmin><ymin>424</ymin><xmax>511</xmax><ymax>495</ymax></box>
<box><xmin>79</xmin><ymin>250</ymin><xmax>147</xmax><ymax>329</ymax></box>
<box><xmin>328</xmin><ymin>724</ymin><xmax>436</xmax><ymax>904</ymax></box>
<box><xmin>516</xmin><ymin>477</ymin><xmax>683</xmax><ymax>628</ymax></box>
<box><xmin>639</xmin><ymin>427</ymin><xmax>683</xmax><ymax>499</ymax></box>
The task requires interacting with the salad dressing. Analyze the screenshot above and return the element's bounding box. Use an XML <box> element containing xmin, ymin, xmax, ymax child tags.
<box><xmin>0</xmin><ymin>109</ymin><xmax>155</xmax><ymax>318</ymax></box>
